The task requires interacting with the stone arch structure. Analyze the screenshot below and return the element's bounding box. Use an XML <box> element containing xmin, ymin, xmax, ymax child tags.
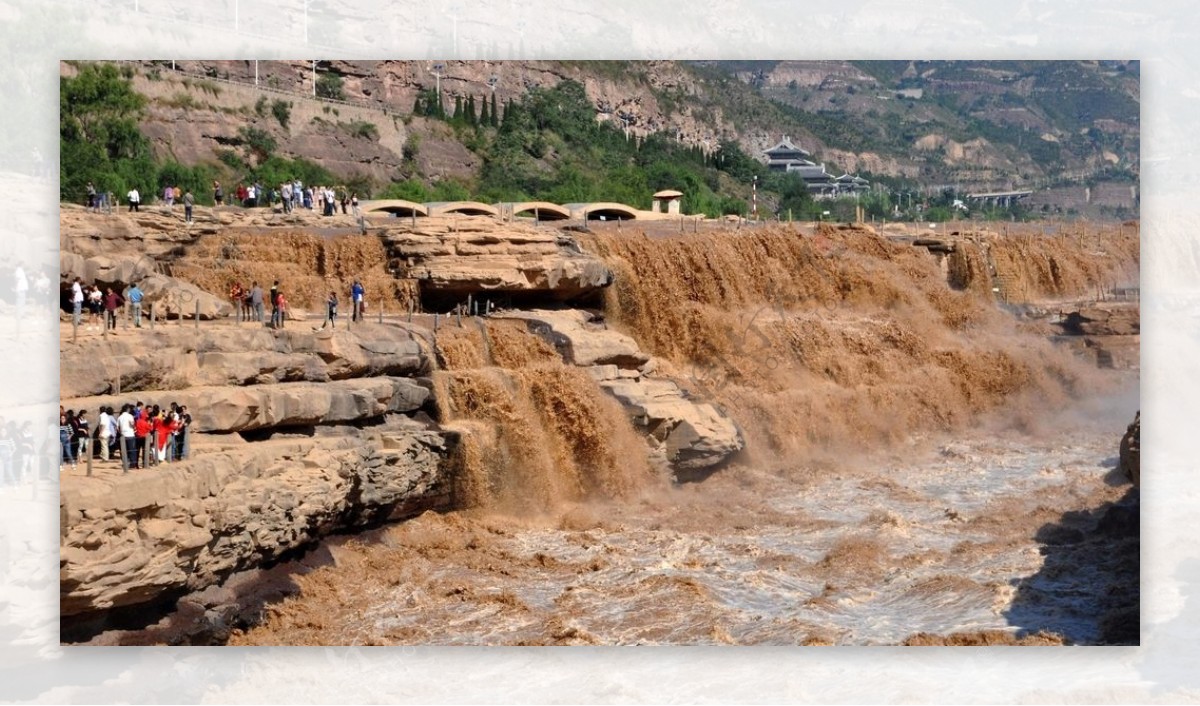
<box><xmin>500</xmin><ymin>201</ymin><xmax>571</xmax><ymax>221</ymax></box>
<box><xmin>359</xmin><ymin>200</ymin><xmax>428</xmax><ymax>217</ymax></box>
<box><xmin>426</xmin><ymin>201</ymin><xmax>500</xmax><ymax>217</ymax></box>
<box><xmin>564</xmin><ymin>202</ymin><xmax>639</xmax><ymax>221</ymax></box>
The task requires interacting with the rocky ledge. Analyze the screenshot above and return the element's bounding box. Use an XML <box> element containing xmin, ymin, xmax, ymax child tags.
<box><xmin>60</xmin><ymin>421</ymin><xmax>456</xmax><ymax>622</ymax></box>
<box><xmin>381</xmin><ymin>217</ymin><xmax>614</xmax><ymax>308</ymax></box>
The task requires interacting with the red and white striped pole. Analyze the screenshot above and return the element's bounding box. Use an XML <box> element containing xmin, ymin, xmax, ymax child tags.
<box><xmin>752</xmin><ymin>176</ymin><xmax>758</xmax><ymax>221</ymax></box>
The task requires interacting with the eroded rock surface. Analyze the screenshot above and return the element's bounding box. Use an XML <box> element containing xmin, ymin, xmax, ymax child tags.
<box><xmin>381</xmin><ymin>217</ymin><xmax>613</xmax><ymax>304</ymax></box>
<box><xmin>60</xmin><ymin>424</ymin><xmax>454</xmax><ymax>619</ymax></box>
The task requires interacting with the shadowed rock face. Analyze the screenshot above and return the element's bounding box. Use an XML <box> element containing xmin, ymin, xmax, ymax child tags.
<box><xmin>1119</xmin><ymin>411</ymin><xmax>1140</xmax><ymax>487</ymax></box>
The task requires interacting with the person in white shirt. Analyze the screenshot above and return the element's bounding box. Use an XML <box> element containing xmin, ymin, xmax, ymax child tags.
<box><xmin>71</xmin><ymin>278</ymin><xmax>84</xmax><ymax>327</ymax></box>
<box><xmin>97</xmin><ymin>407</ymin><xmax>112</xmax><ymax>461</ymax></box>
<box><xmin>117</xmin><ymin>405</ymin><xmax>137</xmax><ymax>469</ymax></box>
<box><xmin>87</xmin><ymin>285</ymin><xmax>103</xmax><ymax>330</ymax></box>
<box><xmin>127</xmin><ymin>187</ymin><xmax>140</xmax><ymax>212</ymax></box>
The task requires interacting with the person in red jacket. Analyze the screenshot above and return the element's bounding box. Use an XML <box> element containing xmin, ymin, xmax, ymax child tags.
<box><xmin>155</xmin><ymin>411</ymin><xmax>176</xmax><ymax>463</ymax></box>
<box><xmin>134</xmin><ymin>412</ymin><xmax>152</xmax><ymax>469</ymax></box>
<box><xmin>275</xmin><ymin>291</ymin><xmax>288</xmax><ymax>329</ymax></box>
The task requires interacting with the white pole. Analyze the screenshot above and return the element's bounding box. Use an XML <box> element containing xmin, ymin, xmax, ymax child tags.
<box><xmin>312</xmin><ymin>60</ymin><xmax>316</xmax><ymax>97</ymax></box>
<box><xmin>254</xmin><ymin>60</ymin><xmax>258</xmax><ymax>87</ymax></box>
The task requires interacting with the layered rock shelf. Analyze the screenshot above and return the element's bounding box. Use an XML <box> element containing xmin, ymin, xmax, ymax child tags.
<box><xmin>60</xmin><ymin>423</ymin><xmax>455</xmax><ymax>619</ymax></box>
<box><xmin>60</xmin><ymin>209</ymin><xmax>747</xmax><ymax>638</ymax></box>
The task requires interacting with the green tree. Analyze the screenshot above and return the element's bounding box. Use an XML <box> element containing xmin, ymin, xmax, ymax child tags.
<box><xmin>316</xmin><ymin>72</ymin><xmax>345</xmax><ymax>100</ymax></box>
<box><xmin>60</xmin><ymin>63</ymin><xmax>154</xmax><ymax>201</ymax></box>
<box><xmin>271</xmin><ymin>100</ymin><xmax>291</xmax><ymax>129</ymax></box>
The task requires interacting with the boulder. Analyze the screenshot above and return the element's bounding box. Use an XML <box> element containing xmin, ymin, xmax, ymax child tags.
<box><xmin>381</xmin><ymin>219</ymin><xmax>613</xmax><ymax>304</ymax></box>
<box><xmin>1119</xmin><ymin>411</ymin><xmax>1140</xmax><ymax>487</ymax></box>
<box><xmin>599</xmin><ymin>377</ymin><xmax>744</xmax><ymax>475</ymax></box>
<box><xmin>1060</xmin><ymin>305</ymin><xmax>1139</xmax><ymax>336</ymax></box>
<box><xmin>496</xmin><ymin>309</ymin><xmax>650</xmax><ymax>369</ymax></box>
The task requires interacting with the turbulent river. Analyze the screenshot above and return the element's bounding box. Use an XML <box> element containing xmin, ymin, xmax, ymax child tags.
<box><xmin>228</xmin><ymin>224</ymin><xmax>1140</xmax><ymax>646</ymax></box>
<box><xmin>232</xmin><ymin>387</ymin><xmax>1137</xmax><ymax>646</ymax></box>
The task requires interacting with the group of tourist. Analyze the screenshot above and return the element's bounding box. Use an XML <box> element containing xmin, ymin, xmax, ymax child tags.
<box><xmin>277</xmin><ymin>179</ymin><xmax>360</xmax><ymax>217</ymax></box>
<box><xmin>57</xmin><ymin>402</ymin><xmax>193</xmax><ymax>472</ymax></box>
<box><xmin>0</xmin><ymin>417</ymin><xmax>38</xmax><ymax>486</ymax></box>
<box><xmin>82</xmin><ymin>182</ymin><xmax>194</xmax><ymax>222</ymax></box>
<box><xmin>228</xmin><ymin>280</ymin><xmax>290</xmax><ymax>328</ymax></box>
<box><xmin>65</xmin><ymin>278</ymin><xmax>144</xmax><ymax>331</ymax></box>
<box><xmin>224</xmin><ymin>279</ymin><xmax>368</xmax><ymax>329</ymax></box>
<box><xmin>3</xmin><ymin>262</ymin><xmax>53</xmax><ymax>320</ymax></box>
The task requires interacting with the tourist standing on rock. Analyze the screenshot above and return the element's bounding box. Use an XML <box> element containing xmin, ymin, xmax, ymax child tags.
<box><xmin>155</xmin><ymin>410</ymin><xmax>176</xmax><ymax>464</ymax></box>
<box><xmin>163</xmin><ymin>184</ymin><xmax>175</xmax><ymax>209</ymax></box>
<box><xmin>339</xmin><ymin>187</ymin><xmax>348</xmax><ymax>214</ymax></box>
<box><xmin>86</xmin><ymin>181</ymin><xmax>97</xmax><ymax>210</ymax></box>
<box><xmin>241</xmin><ymin>284</ymin><xmax>252</xmax><ymax>321</ymax></box>
<box><xmin>281</xmin><ymin>182</ymin><xmax>293</xmax><ymax>213</ymax></box>
<box><xmin>275</xmin><ymin>291</ymin><xmax>288</xmax><ymax>329</ymax></box>
<box><xmin>249</xmin><ymin>281</ymin><xmax>264</xmax><ymax>323</ymax></box>
<box><xmin>351</xmin><ymin>192</ymin><xmax>359</xmax><ymax>216</ymax></box>
<box><xmin>126</xmin><ymin>186</ymin><xmax>140</xmax><ymax>212</ymax></box>
<box><xmin>183</xmin><ymin>189</ymin><xmax>195</xmax><ymax>223</ymax></box>
<box><xmin>87</xmin><ymin>284</ymin><xmax>103</xmax><ymax>330</ymax></box>
<box><xmin>59</xmin><ymin>411</ymin><xmax>75</xmax><ymax>471</ymax></box>
<box><xmin>351</xmin><ymin>280</ymin><xmax>364</xmax><ymax>322</ymax></box>
<box><xmin>72</xmin><ymin>410</ymin><xmax>90</xmax><ymax>462</ymax></box>
<box><xmin>230</xmin><ymin>282</ymin><xmax>243</xmax><ymax>320</ymax></box>
<box><xmin>269</xmin><ymin>280</ymin><xmax>280</xmax><ymax>328</ymax></box>
<box><xmin>213</xmin><ymin>180</ymin><xmax>224</xmax><ymax>206</ymax></box>
<box><xmin>103</xmin><ymin>287</ymin><xmax>123</xmax><ymax>331</ymax></box>
<box><xmin>97</xmin><ymin>407</ymin><xmax>112</xmax><ymax>462</ymax></box>
<box><xmin>304</xmin><ymin>186</ymin><xmax>314</xmax><ymax>211</ymax></box>
<box><xmin>118</xmin><ymin>405</ymin><xmax>136</xmax><ymax>469</ymax></box>
<box><xmin>176</xmin><ymin>406</ymin><xmax>192</xmax><ymax>460</ymax></box>
<box><xmin>326</xmin><ymin>291</ymin><xmax>338</xmax><ymax>328</ymax></box>
<box><xmin>71</xmin><ymin>278</ymin><xmax>84</xmax><ymax>328</ymax></box>
<box><xmin>134</xmin><ymin>407</ymin><xmax>152</xmax><ymax>468</ymax></box>
<box><xmin>127</xmin><ymin>281</ymin><xmax>144</xmax><ymax>327</ymax></box>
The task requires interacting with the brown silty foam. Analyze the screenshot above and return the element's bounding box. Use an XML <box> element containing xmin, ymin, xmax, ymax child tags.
<box><xmin>579</xmin><ymin>222</ymin><xmax>1136</xmax><ymax>461</ymax></box>
<box><xmin>433</xmin><ymin>321</ymin><xmax>657</xmax><ymax>514</ymax></box>
<box><xmin>222</xmin><ymin>222</ymin><xmax>1137</xmax><ymax>646</ymax></box>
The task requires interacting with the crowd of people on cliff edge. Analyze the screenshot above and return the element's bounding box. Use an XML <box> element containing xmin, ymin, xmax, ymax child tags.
<box><xmin>56</xmin><ymin>402</ymin><xmax>193</xmax><ymax>474</ymax></box>
<box><xmin>209</xmin><ymin>179</ymin><xmax>359</xmax><ymax>217</ymax></box>
<box><xmin>77</xmin><ymin>177</ymin><xmax>361</xmax><ymax>222</ymax></box>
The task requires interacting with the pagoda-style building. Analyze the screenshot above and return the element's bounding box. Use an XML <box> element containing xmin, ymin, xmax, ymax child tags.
<box><xmin>763</xmin><ymin>136</ymin><xmax>870</xmax><ymax>199</ymax></box>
